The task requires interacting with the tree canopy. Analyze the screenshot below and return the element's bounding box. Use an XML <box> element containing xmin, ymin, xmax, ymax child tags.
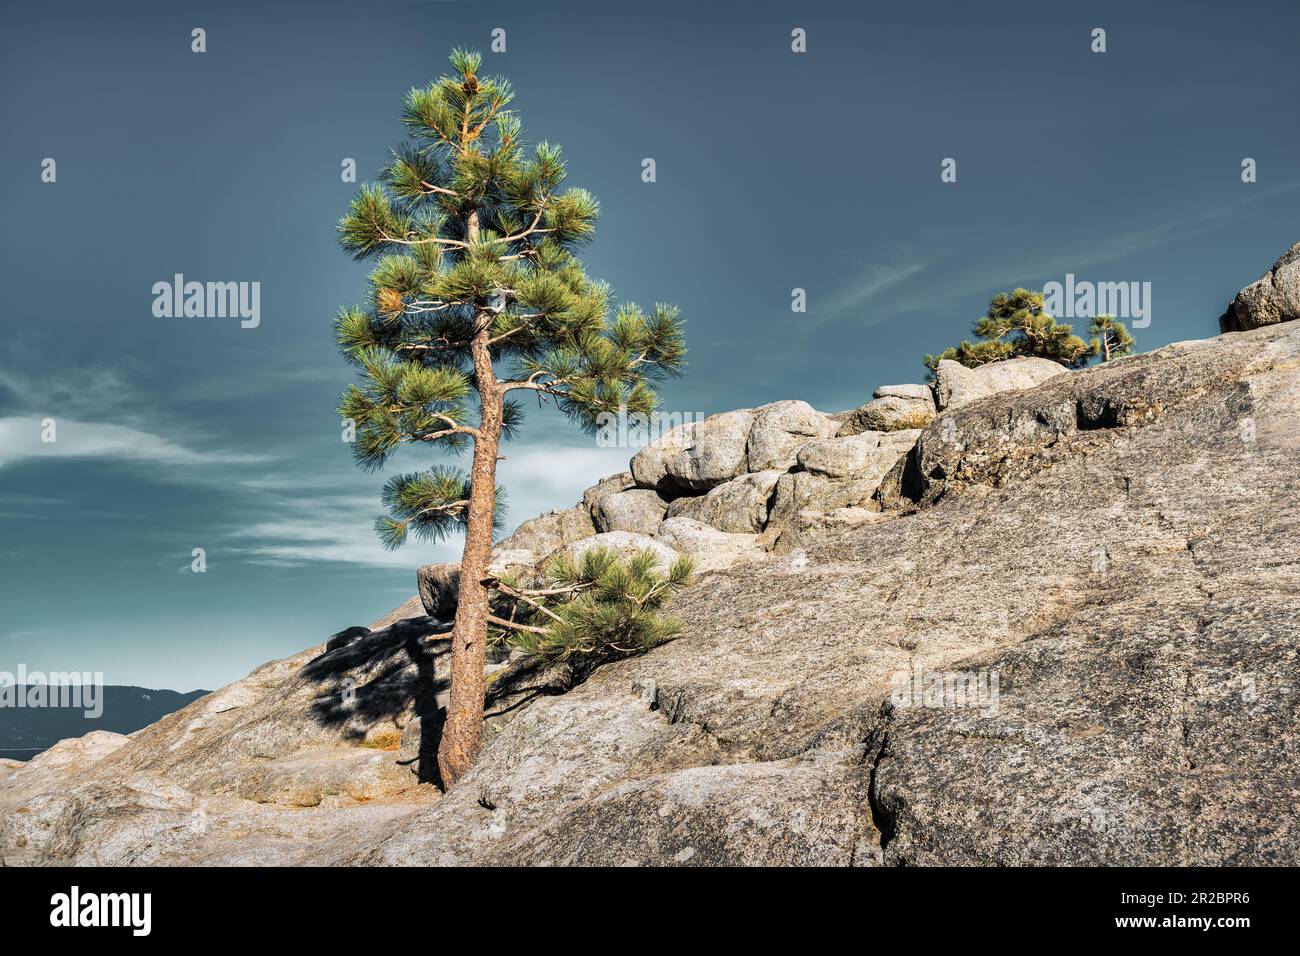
<box><xmin>336</xmin><ymin>48</ymin><xmax>685</xmax><ymax>549</ymax></box>
<box><xmin>925</xmin><ymin>288</ymin><xmax>1134</xmax><ymax>375</ymax></box>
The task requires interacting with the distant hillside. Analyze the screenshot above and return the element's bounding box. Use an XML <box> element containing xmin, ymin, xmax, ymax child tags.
<box><xmin>0</xmin><ymin>686</ymin><xmax>208</xmax><ymax>761</ymax></box>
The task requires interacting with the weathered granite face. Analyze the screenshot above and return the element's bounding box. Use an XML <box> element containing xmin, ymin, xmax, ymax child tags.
<box><xmin>837</xmin><ymin>394</ymin><xmax>936</xmax><ymax>435</ymax></box>
<box><xmin>745</xmin><ymin>400</ymin><xmax>839</xmax><ymax>471</ymax></box>
<box><xmin>664</xmin><ymin>470</ymin><xmax>783</xmax><ymax>534</ymax></box>
<box><xmin>1220</xmin><ymin>242</ymin><xmax>1300</xmax><ymax>332</ymax></box>
<box><xmin>5</xmin><ymin>320</ymin><xmax>1300</xmax><ymax>866</ymax></box>
<box><xmin>933</xmin><ymin>355</ymin><xmax>1069</xmax><ymax>411</ymax></box>
<box><xmin>873</xmin><ymin>383</ymin><xmax>933</xmax><ymax>401</ymax></box>
<box><xmin>590</xmin><ymin>488</ymin><xmax>670</xmax><ymax>535</ymax></box>
<box><xmin>654</xmin><ymin>517</ymin><xmax>768</xmax><ymax>573</ymax></box>
<box><xmin>495</xmin><ymin>505</ymin><xmax>595</xmax><ymax>555</ymax></box>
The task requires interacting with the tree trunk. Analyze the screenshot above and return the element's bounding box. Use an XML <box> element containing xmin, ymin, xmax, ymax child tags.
<box><xmin>437</xmin><ymin>321</ymin><xmax>500</xmax><ymax>787</ymax></box>
<box><xmin>436</xmin><ymin>206</ymin><xmax>499</xmax><ymax>788</ymax></box>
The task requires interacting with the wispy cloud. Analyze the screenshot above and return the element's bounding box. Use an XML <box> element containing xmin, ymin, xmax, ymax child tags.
<box><xmin>0</xmin><ymin>493</ymin><xmax>65</xmax><ymax>519</ymax></box>
<box><xmin>815</xmin><ymin>260</ymin><xmax>927</xmax><ymax>327</ymax></box>
<box><xmin>819</xmin><ymin>181</ymin><xmax>1300</xmax><ymax>329</ymax></box>
<box><xmin>0</xmin><ymin>364</ymin><xmax>268</xmax><ymax>472</ymax></box>
<box><xmin>231</xmin><ymin>513</ymin><xmax>426</xmax><ymax>570</ymax></box>
<box><xmin>0</xmin><ymin>353</ymin><xmax>636</xmax><ymax>572</ymax></box>
<box><xmin>0</xmin><ymin>365</ymin><xmax>141</xmax><ymax>419</ymax></box>
<box><xmin>226</xmin><ymin>442</ymin><xmax>631</xmax><ymax>570</ymax></box>
<box><xmin>0</xmin><ymin>417</ymin><xmax>264</xmax><ymax>469</ymax></box>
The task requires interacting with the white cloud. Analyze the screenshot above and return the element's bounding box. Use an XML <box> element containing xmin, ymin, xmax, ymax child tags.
<box><xmin>0</xmin><ymin>362</ymin><xmax>268</xmax><ymax>472</ymax></box>
<box><xmin>232</xmin><ymin>516</ymin><xmax>432</xmax><ymax>569</ymax></box>
<box><xmin>497</xmin><ymin>443</ymin><xmax>631</xmax><ymax>501</ymax></box>
<box><xmin>226</xmin><ymin>441</ymin><xmax>633</xmax><ymax>570</ymax></box>
<box><xmin>0</xmin><ymin>417</ymin><xmax>264</xmax><ymax>469</ymax></box>
<box><xmin>817</xmin><ymin>260</ymin><xmax>927</xmax><ymax>326</ymax></box>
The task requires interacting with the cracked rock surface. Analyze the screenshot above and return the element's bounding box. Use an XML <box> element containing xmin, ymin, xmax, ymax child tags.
<box><xmin>4</xmin><ymin>322</ymin><xmax>1299</xmax><ymax>865</ymax></box>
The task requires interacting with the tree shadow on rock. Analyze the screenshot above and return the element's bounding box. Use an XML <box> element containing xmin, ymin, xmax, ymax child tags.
<box><xmin>301</xmin><ymin>614</ymin><xmax>452</xmax><ymax>786</ymax></box>
<box><xmin>299</xmin><ymin>613</ymin><xmax>585</xmax><ymax>790</ymax></box>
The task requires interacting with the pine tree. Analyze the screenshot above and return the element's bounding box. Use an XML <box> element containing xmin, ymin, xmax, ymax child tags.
<box><xmin>925</xmin><ymin>288</ymin><xmax>1098</xmax><ymax>374</ymax></box>
<box><xmin>1088</xmin><ymin>314</ymin><xmax>1135</xmax><ymax>363</ymax></box>
<box><xmin>335</xmin><ymin>49</ymin><xmax>686</xmax><ymax>786</ymax></box>
<box><xmin>490</xmin><ymin>547</ymin><xmax>694</xmax><ymax>669</ymax></box>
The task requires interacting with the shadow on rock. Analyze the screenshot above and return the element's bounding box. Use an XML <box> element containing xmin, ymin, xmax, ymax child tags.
<box><xmin>299</xmin><ymin>614</ymin><xmax>572</xmax><ymax>789</ymax></box>
<box><xmin>302</xmin><ymin>615</ymin><xmax>451</xmax><ymax>785</ymax></box>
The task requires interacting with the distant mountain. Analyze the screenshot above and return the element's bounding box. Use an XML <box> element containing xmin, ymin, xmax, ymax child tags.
<box><xmin>0</xmin><ymin>686</ymin><xmax>208</xmax><ymax>761</ymax></box>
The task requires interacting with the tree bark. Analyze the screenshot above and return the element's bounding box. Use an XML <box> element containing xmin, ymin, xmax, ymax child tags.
<box><xmin>437</xmin><ymin>207</ymin><xmax>499</xmax><ymax>788</ymax></box>
<box><xmin>437</xmin><ymin>324</ymin><xmax>500</xmax><ymax>786</ymax></box>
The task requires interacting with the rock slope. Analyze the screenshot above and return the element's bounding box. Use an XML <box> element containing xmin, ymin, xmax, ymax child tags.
<box><xmin>3</xmin><ymin>297</ymin><xmax>1299</xmax><ymax>865</ymax></box>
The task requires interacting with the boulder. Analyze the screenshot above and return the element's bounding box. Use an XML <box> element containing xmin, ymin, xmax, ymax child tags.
<box><xmin>933</xmin><ymin>356</ymin><xmax>1069</xmax><ymax>411</ymax></box>
<box><xmin>768</xmin><ymin>471</ymin><xmax>884</xmax><ymax>527</ymax></box>
<box><xmin>837</xmin><ymin>395</ymin><xmax>935</xmax><ymax>436</ymax></box>
<box><xmin>416</xmin><ymin>563</ymin><xmax>460</xmax><ymax>619</ymax></box>
<box><xmin>766</xmin><ymin>431</ymin><xmax>920</xmax><ymax>527</ymax></box>
<box><xmin>665</xmin><ymin>470</ymin><xmax>783</xmax><ymax>533</ymax></box>
<box><xmin>581</xmin><ymin>472</ymin><xmax>636</xmax><ymax>511</ymax></box>
<box><xmin>1219</xmin><ymin>242</ymin><xmax>1300</xmax><ymax>332</ymax></box>
<box><xmin>591</xmin><ymin>489</ymin><xmax>669</xmax><ymax>535</ymax></box>
<box><xmin>496</xmin><ymin>506</ymin><xmax>595</xmax><ymax>555</ymax></box>
<box><xmin>629</xmin><ymin>420</ymin><xmax>698</xmax><ymax>491</ymax></box>
<box><xmin>745</xmin><ymin>401</ymin><xmax>838</xmax><ymax>471</ymax></box>
<box><xmin>417</xmin><ymin>549</ymin><xmax>538</xmax><ymax>619</ymax></box>
<box><xmin>655</xmin><ymin>517</ymin><xmax>768</xmax><ymax>572</ymax></box>
<box><xmin>874</xmin><ymin>383</ymin><xmax>933</xmax><ymax>401</ymax></box>
<box><xmin>557</xmin><ymin>531</ymin><xmax>680</xmax><ymax>574</ymax></box>
<box><xmin>325</xmin><ymin>626</ymin><xmax>370</xmax><ymax>653</ymax></box>
<box><xmin>661</xmin><ymin>410</ymin><xmax>755</xmax><ymax>491</ymax></box>
<box><xmin>797</xmin><ymin>430</ymin><xmax>921</xmax><ymax>481</ymax></box>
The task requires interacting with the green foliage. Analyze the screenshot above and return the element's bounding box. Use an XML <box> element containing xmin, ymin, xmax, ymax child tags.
<box><xmin>334</xmin><ymin>49</ymin><xmax>687</xmax><ymax>545</ymax></box>
<box><xmin>374</xmin><ymin>467</ymin><xmax>509</xmax><ymax>550</ymax></box>
<box><xmin>1088</xmin><ymin>314</ymin><xmax>1136</xmax><ymax>362</ymax></box>
<box><xmin>924</xmin><ymin>288</ymin><xmax>1120</xmax><ymax>376</ymax></box>
<box><xmin>492</xmin><ymin>548</ymin><xmax>695</xmax><ymax>665</ymax></box>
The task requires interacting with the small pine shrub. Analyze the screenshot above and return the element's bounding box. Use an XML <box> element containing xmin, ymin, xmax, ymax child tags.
<box><xmin>491</xmin><ymin>547</ymin><xmax>694</xmax><ymax>666</ymax></box>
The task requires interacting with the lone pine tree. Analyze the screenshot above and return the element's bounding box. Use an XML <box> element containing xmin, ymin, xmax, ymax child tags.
<box><xmin>925</xmin><ymin>288</ymin><xmax>1134</xmax><ymax>374</ymax></box>
<box><xmin>1088</xmin><ymin>313</ymin><xmax>1136</xmax><ymax>363</ymax></box>
<box><xmin>335</xmin><ymin>49</ymin><xmax>685</xmax><ymax>786</ymax></box>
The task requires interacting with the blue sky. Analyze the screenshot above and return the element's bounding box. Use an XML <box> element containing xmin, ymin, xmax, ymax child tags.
<box><xmin>2</xmin><ymin>0</ymin><xmax>1298</xmax><ymax>690</ymax></box>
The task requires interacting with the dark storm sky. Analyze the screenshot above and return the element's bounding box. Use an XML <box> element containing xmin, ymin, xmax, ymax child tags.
<box><xmin>2</xmin><ymin>0</ymin><xmax>1297</xmax><ymax>689</ymax></box>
